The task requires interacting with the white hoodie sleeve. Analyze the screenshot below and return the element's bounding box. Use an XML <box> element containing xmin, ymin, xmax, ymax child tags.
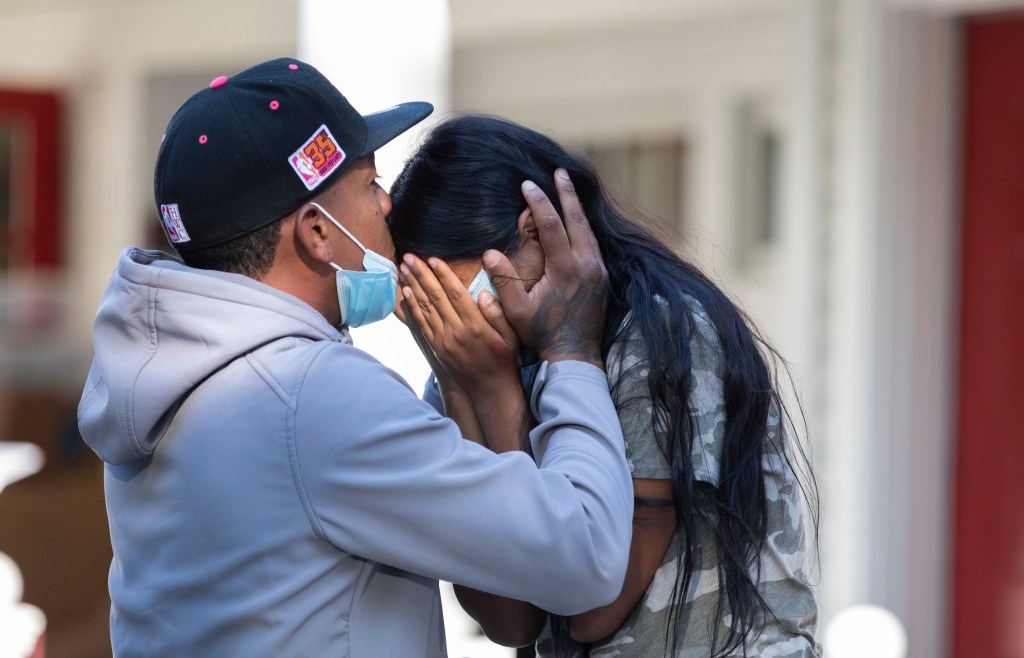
<box><xmin>290</xmin><ymin>344</ymin><xmax>633</xmax><ymax>615</ymax></box>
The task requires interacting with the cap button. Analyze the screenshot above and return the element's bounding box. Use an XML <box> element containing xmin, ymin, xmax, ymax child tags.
<box><xmin>209</xmin><ymin>76</ymin><xmax>228</xmax><ymax>89</ymax></box>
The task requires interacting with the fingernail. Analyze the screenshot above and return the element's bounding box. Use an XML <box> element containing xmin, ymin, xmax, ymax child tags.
<box><xmin>427</xmin><ymin>257</ymin><xmax>438</xmax><ymax>269</ymax></box>
<box><xmin>478</xmin><ymin>291</ymin><xmax>493</xmax><ymax>304</ymax></box>
<box><xmin>522</xmin><ymin>180</ymin><xmax>538</xmax><ymax>192</ymax></box>
<box><xmin>403</xmin><ymin>253</ymin><xmax>415</xmax><ymax>266</ymax></box>
<box><xmin>482</xmin><ymin>250</ymin><xmax>499</xmax><ymax>268</ymax></box>
<box><xmin>556</xmin><ymin>168</ymin><xmax>570</xmax><ymax>180</ymax></box>
<box><xmin>402</xmin><ymin>287</ymin><xmax>412</xmax><ymax>298</ymax></box>
<box><xmin>400</xmin><ymin>263</ymin><xmax>410</xmax><ymax>276</ymax></box>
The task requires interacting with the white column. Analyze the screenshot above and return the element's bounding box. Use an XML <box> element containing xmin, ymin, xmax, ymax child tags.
<box><xmin>821</xmin><ymin>3</ymin><xmax>962</xmax><ymax>657</ymax></box>
<box><xmin>69</xmin><ymin>60</ymin><xmax>146</xmax><ymax>356</ymax></box>
<box><xmin>685</xmin><ymin>90</ymin><xmax>739</xmax><ymax>278</ymax></box>
<box><xmin>780</xmin><ymin>0</ymin><xmax>828</xmax><ymax>440</ymax></box>
<box><xmin>875</xmin><ymin>10</ymin><xmax>959</xmax><ymax>657</ymax></box>
<box><xmin>774</xmin><ymin>1</ymin><xmax>829</xmax><ymax>565</ymax></box>
<box><xmin>297</xmin><ymin>0</ymin><xmax>451</xmax><ymax>391</ymax></box>
<box><xmin>822</xmin><ymin>0</ymin><xmax>887</xmax><ymax>622</ymax></box>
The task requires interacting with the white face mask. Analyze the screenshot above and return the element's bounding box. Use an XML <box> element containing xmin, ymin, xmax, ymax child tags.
<box><xmin>467</xmin><ymin>268</ymin><xmax>500</xmax><ymax>303</ymax></box>
<box><xmin>309</xmin><ymin>202</ymin><xmax>399</xmax><ymax>328</ymax></box>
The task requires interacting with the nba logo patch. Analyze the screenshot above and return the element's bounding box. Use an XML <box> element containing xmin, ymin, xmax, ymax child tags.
<box><xmin>289</xmin><ymin>125</ymin><xmax>346</xmax><ymax>191</ymax></box>
<box><xmin>160</xmin><ymin>204</ymin><xmax>190</xmax><ymax>244</ymax></box>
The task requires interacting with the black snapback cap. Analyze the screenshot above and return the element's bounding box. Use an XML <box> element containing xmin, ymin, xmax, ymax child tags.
<box><xmin>153</xmin><ymin>57</ymin><xmax>433</xmax><ymax>252</ymax></box>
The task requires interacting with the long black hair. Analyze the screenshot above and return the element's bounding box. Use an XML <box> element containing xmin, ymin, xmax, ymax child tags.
<box><xmin>389</xmin><ymin>114</ymin><xmax>818</xmax><ymax>657</ymax></box>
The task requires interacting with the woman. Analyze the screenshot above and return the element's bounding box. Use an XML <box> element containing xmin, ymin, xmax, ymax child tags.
<box><xmin>389</xmin><ymin>115</ymin><xmax>820</xmax><ymax>657</ymax></box>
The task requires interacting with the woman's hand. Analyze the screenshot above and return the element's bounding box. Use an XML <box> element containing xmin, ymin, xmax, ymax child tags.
<box><xmin>399</xmin><ymin>253</ymin><xmax>521</xmax><ymax>397</ymax></box>
<box><xmin>396</xmin><ymin>294</ymin><xmax>489</xmax><ymax>446</ymax></box>
<box><xmin>395</xmin><ymin>292</ymin><xmax>448</xmax><ymax>380</ymax></box>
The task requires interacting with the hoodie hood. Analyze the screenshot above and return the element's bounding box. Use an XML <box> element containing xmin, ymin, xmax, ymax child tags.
<box><xmin>79</xmin><ymin>247</ymin><xmax>342</xmax><ymax>465</ymax></box>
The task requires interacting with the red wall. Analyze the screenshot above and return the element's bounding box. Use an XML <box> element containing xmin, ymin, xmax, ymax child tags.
<box><xmin>954</xmin><ymin>14</ymin><xmax>1024</xmax><ymax>658</ymax></box>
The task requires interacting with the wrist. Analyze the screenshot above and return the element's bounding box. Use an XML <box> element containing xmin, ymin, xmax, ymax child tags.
<box><xmin>435</xmin><ymin>372</ymin><xmax>465</xmax><ymax>398</ymax></box>
<box><xmin>440</xmin><ymin>385</ymin><xmax>470</xmax><ymax>408</ymax></box>
<box><xmin>538</xmin><ymin>341</ymin><xmax>604</xmax><ymax>370</ymax></box>
<box><xmin>543</xmin><ymin>354</ymin><xmax>604</xmax><ymax>370</ymax></box>
<box><xmin>464</xmin><ymin>367</ymin><xmax>522</xmax><ymax>403</ymax></box>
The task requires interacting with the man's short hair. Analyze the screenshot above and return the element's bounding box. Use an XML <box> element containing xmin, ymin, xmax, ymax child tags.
<box><xmin>180</xmin><ymin>218</ymin><xmax>283</xmax><ymax>279</ymax></box>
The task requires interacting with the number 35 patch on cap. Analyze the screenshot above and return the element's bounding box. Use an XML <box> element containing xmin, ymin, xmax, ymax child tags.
<box><xmin>289</xmin><ymin>125</ymin><xmax>346</xmax><ymax>191</ymax></box>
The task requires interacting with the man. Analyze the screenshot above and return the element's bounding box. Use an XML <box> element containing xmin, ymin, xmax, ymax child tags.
<box><xmin>78</xmin><ymin>58</ymin><xmax>632</xmax><ymax>657</ymax></box>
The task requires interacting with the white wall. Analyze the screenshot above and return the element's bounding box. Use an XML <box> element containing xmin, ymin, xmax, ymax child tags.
<box><xmin>452</xmin><ymin>4</ymin><xmax>794</xmax><ymax>317</ymax></box>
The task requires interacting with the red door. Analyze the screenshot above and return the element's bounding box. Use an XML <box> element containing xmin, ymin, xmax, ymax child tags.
<box><xmin>0</xmin><ymin>89</ymin><xmax>61</xmax><ymax>269</ymax></box>
<box><xmin>954</xmin><ymin>14</ymin><xmax>1024</xmax><ymax>658</ymax></box>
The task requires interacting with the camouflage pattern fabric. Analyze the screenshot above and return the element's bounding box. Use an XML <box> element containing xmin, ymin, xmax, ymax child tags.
<box><xmin>537</xmin><ymin>301</ymin><xmax>820</xmax><ymax>657</ymax></box>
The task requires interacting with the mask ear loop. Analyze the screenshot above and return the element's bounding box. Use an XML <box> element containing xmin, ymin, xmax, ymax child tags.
<box><xmin>309</xmin><ymin>202</ymin><xmax>369</xmax><ymax>255</ymax></box>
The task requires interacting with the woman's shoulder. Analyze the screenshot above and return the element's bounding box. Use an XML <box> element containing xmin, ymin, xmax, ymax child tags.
<box><xmin>610</xmin><ymin>294</ymin><xmax>724</xmax><ymax>377</ymax></box>
<box><xmin>605</xmin><ymin>293</ymin><xmax>731</xmax><ymax>484</ymax></box>
<box><xmin>611</xmin><ymin>293</ymin><xmax>718</xmax><ymax>344</ymax></box>
<box><xmin>680</xmin><ymin>293</ymin><xmax>724</xmax><ymax>356</ymax></box>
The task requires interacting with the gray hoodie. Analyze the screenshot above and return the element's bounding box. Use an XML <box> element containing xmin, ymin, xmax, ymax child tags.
<box><xmin>79</xmin><ymin>247</ymin><xmax>633</xmax><ymax>657</ymax></box>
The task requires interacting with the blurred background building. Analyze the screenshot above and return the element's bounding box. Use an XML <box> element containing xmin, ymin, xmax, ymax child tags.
<box><xmin>0</xmin><ymin>0</ymin><xmax>1021</xmax><ymax>656</ymax></box>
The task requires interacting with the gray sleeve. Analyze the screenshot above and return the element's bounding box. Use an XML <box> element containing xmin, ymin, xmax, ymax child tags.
<box><xmin>292</xmin><ymin>347</ymin><xmax>633</xmax><ymax>615</ymax></box>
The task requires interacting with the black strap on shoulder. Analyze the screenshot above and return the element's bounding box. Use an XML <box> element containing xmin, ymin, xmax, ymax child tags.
<box><xmin>634</xmin><ymin>495</ymin><xmax>674</xmax><ymax>507</ymax></box>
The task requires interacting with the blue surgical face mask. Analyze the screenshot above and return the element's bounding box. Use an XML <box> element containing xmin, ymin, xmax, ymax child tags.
<box><xmin>310</xmin><ymin>202</ymin><xmax>399</xmax><ymax>328</ymax></box>
<box><xmin>467</xmin><ymin>268</ymin><xmax>500</xmax><ymax>303</ymax></box>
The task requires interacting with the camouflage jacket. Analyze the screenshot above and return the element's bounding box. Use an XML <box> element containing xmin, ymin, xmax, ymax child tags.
<box><xmin>537</xmin><ymin>301</ymin><xmax>820</xmax><ymax>658</ymax></box>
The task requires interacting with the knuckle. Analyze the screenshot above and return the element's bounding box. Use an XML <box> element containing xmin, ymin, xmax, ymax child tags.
<box><xmin>580</xmin><ymin>257</ymin><xmax>605</xmax><ymax>280</ymax></box>
<box><xmin>427</xmin><ymin>287</ymin><xmax>445</xmax><ymax>306</ymax></box>
<box><xmin>445</xmin><ymin>286</ymin><xmax>464</xmax><ymax>305</ymax></box>
<box><xmin>538</xmin><ymin>211</ymin><xmax>561</xmax><ymax>228</ymax></box>
<box><xmin>567</xmin><ymin>208</ymin><xmax>587</xmax><ymax>225</ymax></box>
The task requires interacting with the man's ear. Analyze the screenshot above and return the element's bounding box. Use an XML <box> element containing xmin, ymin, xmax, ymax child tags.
<box><xmin>293</xmin><ymin>203</ymin><xmax>334</xmax><ymax>266</ymax></box>
<box><xmin>516</xmin><ymin>207</ymin><xmax>538</xmax><ymax>248</ymax></box>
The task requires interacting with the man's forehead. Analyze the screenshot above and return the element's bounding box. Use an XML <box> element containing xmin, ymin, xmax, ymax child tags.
<box><xmin>354</xmin><ymin>154</ymin><xmax>376</xmax><ymax>170</ymax></box>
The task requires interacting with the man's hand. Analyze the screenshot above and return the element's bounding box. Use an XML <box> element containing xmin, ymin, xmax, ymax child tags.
<box><xmin>484</xmin><ymin>169</ymin><xmax>608</xmax><ymax>368</ymax></box>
